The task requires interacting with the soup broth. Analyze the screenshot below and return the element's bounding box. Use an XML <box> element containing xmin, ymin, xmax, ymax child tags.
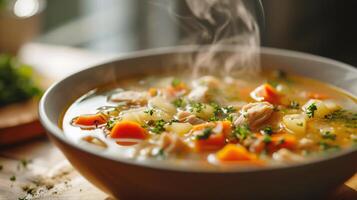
<box><xmin>62</xmin><ymin>70</ymin><xmax>357</xmax><ymax>167</ymax></box>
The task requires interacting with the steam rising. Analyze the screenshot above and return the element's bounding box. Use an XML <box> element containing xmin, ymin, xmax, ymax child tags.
<box><xmin>178</xmin><ymin>0</ymin><xmax>261</xmax><ymax>78</ymax></box>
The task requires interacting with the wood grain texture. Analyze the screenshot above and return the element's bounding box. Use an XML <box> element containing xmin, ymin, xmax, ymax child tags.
<box><xmin>0</xmin><ymin>138</ymin><xmax>356</xmax><ymax>200</ymax></box>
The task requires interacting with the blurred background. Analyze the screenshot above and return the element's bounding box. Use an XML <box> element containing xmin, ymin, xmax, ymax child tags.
<box><xmin>0</xmin><ymin>0</ymin><xmax>356</xmax><ymax>65</ymax></box>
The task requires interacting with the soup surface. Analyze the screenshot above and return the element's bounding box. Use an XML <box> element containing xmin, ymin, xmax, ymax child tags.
<box><xmin>62</xmin><ymin>70</ymin><xmax>357</xmax><ymax>167</ymax></box>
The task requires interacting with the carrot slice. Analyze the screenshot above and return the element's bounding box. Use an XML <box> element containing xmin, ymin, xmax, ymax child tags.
<box><xmin>73</xmin><ymin>113</ymin><xmax>107</xmax><ymax>127</ymax></box>
<box><xmin>110</xmin><ymin>121</ymin><xmax>148</xmax><ymax>146</ymax></box>
<box><xmin>250</xmin><ymin>83</ymin><xmax>280</xmax><ymax>104</ymax></box>
<box><xmin>216</xmin><ymin>144</ymin><xmax>257</xmax><ymax>161</ymax></box>
<box><xmin>195</xmin><ymin>133</ymin><xmax>225</xmax><ymax>152</ymax></box>
<box><xmin>267</xmin><ymin>134</ymin><xmax>297</xmax><ymax>152</ymax></box>
<box><xmin>192</xmin><ymin>121</ymin><xmax>230</xmax><ymax>152</ymax></box>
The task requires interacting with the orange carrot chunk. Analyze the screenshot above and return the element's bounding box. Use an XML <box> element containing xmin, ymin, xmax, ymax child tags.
<box><xmin>192</xmin><ymin>121</ymin><xmax>231</xmax><ymax>152</ymax></box>
<box><xmin>216</xmin><ymin>144</ymin><xmax>257</xmax><ymax>161</ymax></box>
<box><xmin>250</xmin><ymin>83</ymin><xmax>280</xmax><ymax>104</ymax></box>
<box><xmin>73</xmin><ymin>113</ymin><xmax>107</xmax><ymax>126</ymax></box>
<box><xmin>195</xmin><ymin>133</ymin><xmax>225</xmax><ymax>152</ymax></box>
<box><xmin>110</xmin><ymin>121</ymin><xmax>148</xmax><ymax>145</ymax></box>
<box><xmin>267</xmin><ymin>134</ymin><xmax>297</xmax><ymax>152</ymax></box>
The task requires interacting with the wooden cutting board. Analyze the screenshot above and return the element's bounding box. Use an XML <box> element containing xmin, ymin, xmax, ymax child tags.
<box><xmin>0</xmin><ymin>99</ymin><xmax>44</xmax><ymax>146</ymax></box>
<box><xmin>0</xmin><ymin>42</ymin><xmax>116</xmax><ymax>146</ymax></box>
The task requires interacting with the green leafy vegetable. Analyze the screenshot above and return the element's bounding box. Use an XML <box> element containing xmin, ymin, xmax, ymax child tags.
<box><xmin>196</xmin><ymin>127</ymin><xmax>213</xmax><ymax>140</ymax></box>
<box><xmin>0</xmin><ymin>54</ymin><xmax>42</xmax><ymax>107</ymax></box>
<box><xmin>189</xmin><ymin>102</ymin><xmax>205</xmax><ymax>113</ymax></box>
<box><xmin>10</xmin><ymin>175</ymin><xmax>16</xmax><ymax>181</ymax></box>
<box><xmin>324</xmin><ymin>110</ymin><xmax>357</xmax><ymax>128</ymax></box>
<box><xmin>144</xmin><ymin>108</ymin><xmax>155</xmax><ymax>116</ymax></box>
<box><xmin>263</xmin><ymin>135</ymin><xmax>272</xmax><ymax>143</ymax></box>
<box><xmin>261</xmin><ymin>126</ymin><xmax>273</xmax><ymax>135</ymax></box>
<box><xmin>150</xmin><ymin>119</ymin><xmax>166</xmax><ymax>134</ymax></box>
<box><xmin>232</xmin><ymin>124</ymin><xmax>251</xmax><ymax>140</ymax></box>
<box><xmin>171</xmin><ymin>78</ymin><xmax>181</xmax><ymax>87</ymax></box>
<box><xmin>306</xmin><ymin>103</ymin><xmax>317</xmax><ymax>118</ymax></box>
<box><xmin>321</xmin><ymin>131</ymin><xmax>336</xmax><ymax>140</ymax></box>
<box><xmin>172</xmin><ymin>98</ymin><xmax>185</xmax><ymax>108</ymax></box>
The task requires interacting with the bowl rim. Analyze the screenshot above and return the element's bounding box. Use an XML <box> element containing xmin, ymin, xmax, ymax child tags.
<box><xmin>39</xmin><ymin>45</ymin><xmax>357</xmax><ymax>173</ymax></box>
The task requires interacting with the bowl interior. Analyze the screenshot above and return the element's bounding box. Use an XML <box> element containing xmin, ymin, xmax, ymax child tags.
<box><xmin>40</xmin><ymin>46</ymin><xmax>357</xmax><ymax>171</ymax></box>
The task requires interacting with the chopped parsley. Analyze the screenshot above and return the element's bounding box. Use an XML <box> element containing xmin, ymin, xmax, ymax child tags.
<box><xmin>232</xmin><ymin>124</ymin><xmax>251</xmax><ymax>140</ymax></box>
<box><xmin>144</xmin><ymin>108</ymin><xmax>155</xmax><ymax>116</ymax></box>
<box><xmin>172</xmin><ymin>98</ymin><xmax>185</xmax><ymax>108</ymax></box>
<box><xmin>196</xmin><ymin>127</ymin><xmax>213</xmax><ymax>140</ymax></box>
<box><xmin>10</xmin><ymin>175</ymin><xmax>16</xmax><ymax>181</ymax></box>
<box><xmin>324</xmin><ymin>110</ymin><xmax>357</xmax><ymax>128</ymax></box>
<box><xmin>263</xmin><ymin>135</ymin><xmax>272</xmax><ymax>143</ymax></box>
<box><xmin>267</xmin><ymin>80</ymin><xmax>279</xmax><ymax>88</ymax></box>
<box><xmin>261</xmin><ymin>126</ymin><xmax>273</xmax><ymax>135</ymax></box>
<box><xmin>189</xmin><ymin>102</ymin><xmax>205</xmax><ymax>113</ymax></box>
<box><xmin>171</xmin><ymin>78</ymin><xmax>181</xmax><ymax>87</ymax></box>
<box><xmin>149</xmin><ymin>119</ymin><xmax>166</xmax><ymax>134</ymax></box>
<box><xmin>106</xmin><ymin>119</ymin><xmax>116</xmax><ymax>130</ymax></box>
<box><xmin>154</xmin><ymin>148</ymin><xmax>166</xmax><ymax>158</ymax></box>
<box><xmin>321</xmin><ymin>131</ymin><xmax>336</xmax><ymax>140</ymax></box>
<box><xmin>306</xmin><ymin>103</ymin><xmax>317</xmax><ymax>118</ymax></box>
<box><xmin>319</xmin><ymin>141</ymin><xmax>340</xmax><ymax>151</ymax></box>
<box><xmin>210</xmin><ymin>102</ymin><xmax>236</xmax><ymax>121</ymax></box>
<box><xmin>289</xmin><ymin>101</ymin><xmax>300</xmax><ymax>109</ymax></box>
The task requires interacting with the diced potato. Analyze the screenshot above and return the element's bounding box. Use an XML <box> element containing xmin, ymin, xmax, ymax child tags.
<box><xmin>193</xmin><ymin>104</ymin><xmax>215</xmax><ymax>120</ymax></box>
<box><xmin>302</xmin><ymin>99</ymin><xmax>330</xmax><ymax>118</ymax></box>
<box><xmin>120</xmin><ymin>107</ymin><xmax>171</xmax><ymax>124</ymax></box>
<box><xmin>148</xmin><ymin>97</ymin><xmax>177</xmax><ymax>115</ymax></box>
<box><xmin>283</xmin><ymin>114</ymin><xmax>306</xmax><ymax>135</ymax></box>
<box><xmin>165</xmin><ymin>122</ymin><xmax>193</xmax><ymax>136</ymax></box>
<box><xmin>323</xmin><ymin>100</ymin><xmax>341</xmax><ymax>112</ymax></box>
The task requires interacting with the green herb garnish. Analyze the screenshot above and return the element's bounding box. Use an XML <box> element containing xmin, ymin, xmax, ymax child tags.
<box><xmin>106</xmin><ymin>119</ymin><xmax>116</xmax><ymax>130</ymax></box>
<box><xmin>150</xmin><ymin>119</ymin><xmax>166</xmax><ymax>134</ymax></box>
<box><xmin>196</xmin><ymin>127</ymin><xmax>213</xmax><ymax>140</ymax></box>
<box><xmin>261</xmin><ymin>126</ymin><xmax>273</xmax><ymax>135</ymax></box>
<box><xmin>172</xmin><ymin>98</ymin><xmax>185</xmax><ymax>108</ymax></box>
<box><xmin>306</xmin><ymin>103</ymin><xmax>317</xmax><ymax>118</ymax></box>
<box><xmin>10</xmin><ymin>175</ymin><xmax>16</xmax><ymax>181</ymax></box>
<box><xmin>325</xmin><ymin>110</ymin><xmax>357</xmax><ymax>128</ymax></box>
<box><xmin>0</xmin><ymin>54</ymin><xmax>42</xmax><ymax>107</ymax></box>
<box><xmin>144</xmin><ymin>108</ymin><xmax>155</xmax><ymax>116</ymax></box>
<box><xmin>189</xmin><ymin>102</ymin><xmax>205</xmax><ymax>113</ymax></box>
<box><xmin>232</xmin><ymin>124</ymin><xmax>251</xmax><ymax>140</ymax></box>
<box><xmin>263</xmin><ymin>135</ymin><xmax>272</xmax><ymax>143</ymax></box>
<box><xmin>171</xmin><ymin>78</ymin><xmax>181</xmax><ymax>87</ymax></box>
<box><xmin>319</xmin><ymin>141</ymin><xmax>340</xmax><ymax>151</ymax></box>
<box><xmin>321</xmin><ymin>131</ymin><xmax>336</xmax><ymax>140</ymax></box>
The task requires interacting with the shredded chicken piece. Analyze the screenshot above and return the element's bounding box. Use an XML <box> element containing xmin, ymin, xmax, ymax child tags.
<box><xmin>177</xmin><ymin>111</ymin><xmax>205</xmax><ymax>125</ymax></box>
<box><xmin>272</xmin><ymin>149</ymin><xmax>303</xmax><ymax>163</ymax></box>
<box><xmin>158</xmin><ymin>133</ymin><xmax>190</xmax><ymax>154</ymax></box>
<box><xmin>234</xmin><ymin>102</ymin><xmax>274</xmax><ymax>130</ymax></box>
<box><xmin>188</xmin><ymin>76</ymin><xmax>221</xmax><ymax>103</ymax></box>
<box><xmin>109</xmin><ymin>91</ymin><xmax>147</xmax><ymax>105</ymax></box>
